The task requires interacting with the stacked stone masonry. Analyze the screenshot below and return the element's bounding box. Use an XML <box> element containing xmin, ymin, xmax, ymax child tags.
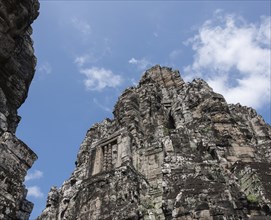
<box><xmin>1</xmin><ymin>1</ymin><xmax>270</xmax><ymax>219</ymax></box>
<box><xmin>0</xmin><ymin>0</ymin><xmax>39</xmax><ymax>219</ymax></box>
<box><xmin>38</xmin><ymin>65</ymin><xmax>271</xmax><ymax>220</ymax></box>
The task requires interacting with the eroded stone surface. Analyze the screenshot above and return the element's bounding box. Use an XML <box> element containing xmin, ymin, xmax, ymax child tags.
<box><xmin>0</xmin><ymin>0</ymin><xmax>39</xmax><ymax>219</ymax></box>
<box><xmin>38</xmin><ymin>65</ymin><xmax>271</xmax><ymax>220</ymax></box>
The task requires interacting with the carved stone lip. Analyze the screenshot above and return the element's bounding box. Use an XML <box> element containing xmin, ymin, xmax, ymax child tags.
<box><xmin>2</xmin><ymin>132</ymin><xmax>37</xmax><ymax>164</ymax></box>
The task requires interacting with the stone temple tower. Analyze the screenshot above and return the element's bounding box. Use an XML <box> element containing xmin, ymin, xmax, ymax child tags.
<box><xmin>38</xmin><ymin>65</ymin><xmax>271</xmax><ymax>220</ymax></box>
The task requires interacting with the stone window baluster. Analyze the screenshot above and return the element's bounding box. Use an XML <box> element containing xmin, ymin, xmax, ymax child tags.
<box><xmin>107</xmin><ymin>143</ymin><xmax>112</xmax><ymax>170</ymax></box>
<box><xmin>103</xmin><ymin>145</ymin><xmax>108</xmax><ymax>171</ymax></box>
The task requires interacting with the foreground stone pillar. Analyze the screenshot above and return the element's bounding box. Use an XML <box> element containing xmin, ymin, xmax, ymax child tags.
<box><xmin>0</xmin><ymin>0</ymin><xmax>39</xmax><ymax>219</ymax></box>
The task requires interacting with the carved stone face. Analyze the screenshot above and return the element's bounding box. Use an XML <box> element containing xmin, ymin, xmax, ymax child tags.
<box><xmin>200</xmin><ymin>93</ymin><xmax>229</xmax><ymax>115</ymax></box>
<box><xmin>0</xmin><ymin>1</ymin><xmax>39</xmax><ymax>135</ymax></box>
<box><xmin>210</xmin><ymin>97</ymin><xmax>228</xmax><ymax>113</ymax></box>
<box><xmin>46</xmin><ymin>187</ymin><xmax>59</xmax><ymax>208</ymax></box>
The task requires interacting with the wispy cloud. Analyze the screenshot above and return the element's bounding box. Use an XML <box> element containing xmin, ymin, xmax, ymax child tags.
<box><xmin>128</xmin><ymin>57</ymin><xmax>152</xmax><ymax>70</ymax></box>
<box><xmin>74</xmin><ymin>38</ymin><xmax>112</xmax><ymax>67</ymax></box>
<box><xmin>153</xmin><ymin>32</ymin><xmax>159</xmax><ymax>38</ymax></box>
<box><xmin>27</xmin><ymin>186</ymin><xmax>44</xmax><ymax>198</ymax></box>
<box><xmin>25</xmin><ymin>170</ymin><xmax>43</xmax><ymax>182</ymax></box>
<box><xmin>37</xmin><ymin>62</ymin><xmax>52</xmax><ymax>75</ymax></box>
<box><xmin>74</xmin><ymin>54</ymin><xmax>96</xmax><ymax>67</ymax></box>
<box><xmin>80</xmin><ymin>67</ymin><xmax>123</xmax><ymax>91</ymax></box>
<box><xmin>130</xmin><ymin>78</ymin><xmax>138</xmax><ymax>86</ymax></box>
<box><xmin>71</xmin><ymin>17</ymin><xmax>91</xmax><ymax>36</ymax></box>
<box><xmin>93</xmin><ymin>98</ymin><xmax>111</xmax><ymax>112</ymax></box>
<box><xmin>184</xmin><ymin>12</ymin><xmax>271</xmax><ymax>109</ymax></box>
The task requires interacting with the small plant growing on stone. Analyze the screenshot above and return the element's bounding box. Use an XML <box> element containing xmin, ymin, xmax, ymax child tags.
<box><xmin>200</xmin><ymin>126</ymin><xmax>211</xmax><ymax>134</ymax></box>
<box><xmin>163</xmin><ymin>127</ymin><xmax>169</xmax><ymax>136</ymax></box>
<box><xmin>247</xmin><ymin>194</ymin><xmax>259</xmax><ymax>203</ymax></box>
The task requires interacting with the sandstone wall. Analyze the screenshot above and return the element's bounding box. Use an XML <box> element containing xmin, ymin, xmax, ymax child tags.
<box><xmin>0</xmin><ymin>0</ymin><xmax>39</xmax><ymax>219</ymax></box>
<box><xmin>38</xmin><ymin>66</ymin><xmax>271</xmax><ymax>220</ymax></box>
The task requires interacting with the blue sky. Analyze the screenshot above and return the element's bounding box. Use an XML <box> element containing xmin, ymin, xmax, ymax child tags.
<box><xmin>16</xmin><ymin>1</ymin><xmax>270</xmax><ymax>219</ymax></box>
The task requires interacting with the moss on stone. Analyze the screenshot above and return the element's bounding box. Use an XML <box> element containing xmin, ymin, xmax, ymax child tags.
<box><xmin>247</xmin><ymin>194</ymin><xmax>259</xmax><ymax>203</ymax></box>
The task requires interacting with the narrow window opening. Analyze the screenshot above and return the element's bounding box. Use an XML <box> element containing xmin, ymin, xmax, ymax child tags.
<box><xmin>168</xmin><ymin>114</ymin><xmax>176</xmax><ymax>129</ymax></box>
<box><xmin>70</xmin><ymin>179</ymin><xmax>76</xmax><ymax>186</ymax></box>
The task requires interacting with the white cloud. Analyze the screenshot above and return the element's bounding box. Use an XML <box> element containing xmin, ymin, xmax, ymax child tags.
<box><xmin>71</xmin><ymin>17</ymin><xmax>91</xmax><ymax>35</ymax></box>
<box><xmin>38</xmin><ymin>62</ymin><xmax>51</xmax><ymax>75</ymax></box>
<box><xmin>25</xmin><ymin>170</ymin><xmax>43</xmax><ymax>182</ymax></box>
<box><xmin>80</xmin><ymin>67</ymin><xmax>123</xmax><ymax>91</ymax></box>
<box><xmin>128</xmin><ymin>58</ymin><xmax>137</xmax><ymax>64</ymax></box>
<box><xmin>184</xmin><ymin>12</ymin><xmax>271</xmax><ymax>109</ymax></box>
<box><xmin>93</xmin><ymin>98</ymin><xmax>111</xmax><ymax>112</ymax></box>
<box><xmin>128</xmin><ymin>57</ymin><xmax>152</xmax><ymax>70</ymax></box>
<box><xmin>74</xmin><ymin>54</ymin><xmax>95</xmax><ymax>67</ymax></box>
<box><xmin>27</xmin><ymin>186</ymin><xmax>44</xmax><ymax>198</ymax></box>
